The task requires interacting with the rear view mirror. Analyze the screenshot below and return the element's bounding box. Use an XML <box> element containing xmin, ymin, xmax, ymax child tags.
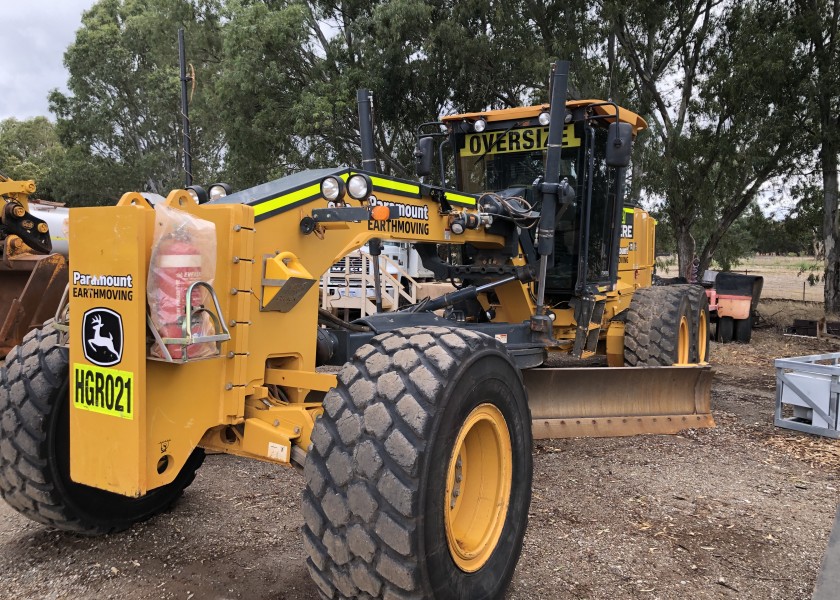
<box><xmin>606</xmin><ymin>122</ymin><xmax>633</xmax><ymax>168</ymax></box>
<box><xmin>415</xmin><ymin>136</ymin><xmax>434</xmax><ymax>177</ymax></box>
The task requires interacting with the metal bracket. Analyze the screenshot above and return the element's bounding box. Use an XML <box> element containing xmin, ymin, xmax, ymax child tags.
<box><xmin>148</xmin><ymin>280</ymin><xmax>231</xmax><ymax>363</ymax></box>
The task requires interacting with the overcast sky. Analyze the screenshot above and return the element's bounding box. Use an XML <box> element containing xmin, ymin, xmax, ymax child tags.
<box><xmin>0</xmin><ymin>0</ymin><xmax>97</xmax><ymax>121</ymax></box>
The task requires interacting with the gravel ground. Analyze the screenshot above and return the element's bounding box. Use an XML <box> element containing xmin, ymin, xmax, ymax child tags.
<box><xmin>1</xmin><ymin>329</ymin><xmax>839</xmax><ymax>599</ymax></box>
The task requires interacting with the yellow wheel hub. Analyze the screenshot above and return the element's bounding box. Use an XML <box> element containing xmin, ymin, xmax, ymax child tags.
<box><xmin>677</xmin><ymin>315</ymin><xmax>690</xmax><ymax>364</ymax></box>
<box><xmin>697</xmin><ymin>310</ymin><xmax>708</xmax><ymax>362</ymax></box>
<box><xmin>444</xmin><ymin>403</ymin><xmax>512</xmax><ymax>573</ymax></box>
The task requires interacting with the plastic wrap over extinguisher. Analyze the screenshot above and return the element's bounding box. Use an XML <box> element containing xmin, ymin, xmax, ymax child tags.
<box><xmin>147</xmin><ymin>204</ymin><xmax>217</xmax><ymax>359</ymax></box>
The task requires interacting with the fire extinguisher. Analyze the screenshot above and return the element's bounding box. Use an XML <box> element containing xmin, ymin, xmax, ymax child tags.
<box><xmin>149</xmin><ymin>231</ymin><xmax>209</xmax><ymax>359</ymax></box>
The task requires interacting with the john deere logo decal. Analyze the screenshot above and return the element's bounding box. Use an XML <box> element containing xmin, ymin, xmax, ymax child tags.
<box><xmin>82</xmin><ymin>308</ymin><xmax>123</xmax><ymax>367</ymax></box>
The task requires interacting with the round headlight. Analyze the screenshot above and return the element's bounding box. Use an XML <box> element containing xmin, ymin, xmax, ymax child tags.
<box><xmin>321</xmin><ymin>176</ymin><xmax>346</xmax><ymax>202</ymax></box>
<box><xmin>347</xmin><ymin>174</ymin><xmax>372</xmax><ymax>200</ymax></box>
<box><xmin>473</xmin><ymin>118</ymin><xmax>487</xmax><ymax>133</ymax></box>
<box><xmin>538</xmin><ymin>111</ymin><xmax>551</xmax><ymax>126</ymax></box>
<box><xmin>209</xmin><ymin>182</ymin><xmax>232</xmax><ymax>200</ymax></box>
<box><xmin>185</xmin><ymin>185</ymin><xmax>208</xmax><ymax>204</ymax></box>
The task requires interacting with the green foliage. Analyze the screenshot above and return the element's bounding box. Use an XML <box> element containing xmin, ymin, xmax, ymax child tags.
<box><xmin>0</xmin><ymin>118</ymin><xmax>65</xmax><ymax>201</ymax></box>
<box><xmin>49</xmin><ymin>0</ymin><xmax>225</xmax><ymax>202</ymax></box>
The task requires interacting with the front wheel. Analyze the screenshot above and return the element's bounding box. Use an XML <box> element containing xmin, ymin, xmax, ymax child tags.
<box><xmin>0</xmin><ymin>323</ymin><xmax>204</xmax><ymax>534</ymax></box>
<box><xmin>302</xmin><ymin>327</ymin><xmax>532</xmax><ymax>599</ymax></box>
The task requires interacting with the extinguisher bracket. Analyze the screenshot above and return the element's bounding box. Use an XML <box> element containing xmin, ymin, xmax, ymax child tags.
<box><xmin>147</xmin><ymin>280</ymin><xmax>231</xmax><ymax>363</ymax></box>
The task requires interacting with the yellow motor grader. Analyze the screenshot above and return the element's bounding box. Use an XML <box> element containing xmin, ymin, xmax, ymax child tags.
<box><xmin>0</xmin><ymin>62</ymin><xmax>712</xmax><ymax>599</ymax></box>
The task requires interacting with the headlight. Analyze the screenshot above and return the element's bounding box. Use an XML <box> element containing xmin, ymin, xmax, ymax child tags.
<box><xmin>209</xmin><ymin>182</ymin><xmax>232</xmax><ymax>200</ymax></box>
<box><xmin>538</xmin><ymin>111</ymin><xmax>551</xmax><ymax>126</ymax></box>
<box><xmin>185</xmin><ymin>185</ymin><xmax>208</xmax><ymax>204</ymax></box>
<box><xmin>321</xmin><ymin>176</ymin><xmax>346</xmax><ymax>202</ymax></box>
<box><xmin>347</xmin><ymin>174</ymin><xmax>372</xmax><ymax>200</ymax></box>
<box><xmin>473</xmin><ymin>118</ymin><xmax>487</xmax><ymax>133</ymax></box>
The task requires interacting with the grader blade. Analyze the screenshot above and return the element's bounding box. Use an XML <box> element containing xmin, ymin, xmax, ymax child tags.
<box><xmin>524</xmin><ymin>365</ymin><xmax>714</xmax><ymax>439</ymax></box>
<box><xmin>0</xmin><ymin>253</ymin><xmax>68</xmax><ymax>358</ymax></box>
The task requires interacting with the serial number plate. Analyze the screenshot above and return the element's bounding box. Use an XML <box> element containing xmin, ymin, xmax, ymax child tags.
<box><xmin>73</xmin><ymin>364</ymin><xmax>134</xmax><ymax>419</ymax></box>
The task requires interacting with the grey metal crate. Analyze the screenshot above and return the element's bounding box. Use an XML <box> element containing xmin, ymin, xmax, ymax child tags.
<box><xmin>775</xmin><ymin>352</ymin><xmax>840</xmax><ymax>439</ymax></box>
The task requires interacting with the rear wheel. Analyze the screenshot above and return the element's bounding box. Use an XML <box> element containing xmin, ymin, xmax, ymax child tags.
<box><xmin>734</xmin><ymin>315</ymin><xmax>753</xmax><ymax>343</ymax></box>
<box><xmin>0</xmin><ymin>323</ymin><xmax>204</xmax><ymax>534</ymax></box>
<box><xmin>717</xmin><ymin>316</ymin><xmax>734</xmax><ymax>343</ymax></box>
<box><xmin>684</xmin><ymin>285</ymin><xmax>710</xmax><ymax>362</ymax></box>
<box><xmin>624</xmin><ymin>286</ymin><xmax>692</xmax><ymax>366</ymax></box>
<box><xmin>302</xmin><ymin>326</ymin><xmax>532</xmax><ymax>599</ymax></box>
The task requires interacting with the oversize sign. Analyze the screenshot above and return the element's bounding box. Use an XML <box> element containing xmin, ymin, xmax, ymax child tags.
<box><xmin>462</xmin><ymin>124</ymin><xmax>581</xmax><ymax>157</ymax></box>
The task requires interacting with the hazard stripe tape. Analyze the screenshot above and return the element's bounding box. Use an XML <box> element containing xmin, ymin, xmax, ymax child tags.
<box><xmin>446</xmin><ymin>192</ymin><xmax>476</xmax><ymax>206</ymax></box>
<box><xmin>253</xmin><ymin>183</ymin><xmax>321</xmax><ymax>218</ymax></box>
<box><xmin>251</xmin><ymin>171</ymin><xmax>478</xmax><ymax>220</ymax></box>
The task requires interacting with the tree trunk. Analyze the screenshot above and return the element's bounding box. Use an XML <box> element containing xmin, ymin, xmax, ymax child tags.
<box><xmin>675</xmin><ymin>225</ymin><xmax>696</xmax><ymax>282</ymax></box>
<box><xmin>823</xmin><ymin>147</ymin><xmax>839</xmax><ymax>314</ymax></box>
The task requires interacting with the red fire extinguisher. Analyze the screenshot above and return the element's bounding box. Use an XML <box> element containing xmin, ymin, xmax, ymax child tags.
<box><xmin>149</xmin><ymin>232</ymin><xmax>210</xmax><ymax>359</ymax></box>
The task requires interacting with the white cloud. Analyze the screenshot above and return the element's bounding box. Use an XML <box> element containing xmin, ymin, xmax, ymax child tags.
<box><xmin>0</xmin><ymin>0</ymin><xmax>97</xmax><ymax>121</ymax></box>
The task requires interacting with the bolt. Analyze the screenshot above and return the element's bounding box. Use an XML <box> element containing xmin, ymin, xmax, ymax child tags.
<box><xmin>273</xmin><ymin>419</ymin><xmax>280</xmax><ymax>427</ymax></box>
<box><xmin>455</xmin><ymin>473</ymin><xmax>462</xmax><ymax>483</ymax></box>
<box><xmin>12</xmin><ymin>205</ymin><xmax>25</xmax><ymax>218</ymax></box>
<box><xmin>224</xmin><ymin>383</ymin><xmax>233</xmax><ymax>391</ymax></box>
<box><xmin>37</xmin><ymin>223</ymin><xmax>49</xmax><ymax>233</ymax></box>
<box><xmin>232</xmin><ymin>256</ymin><xmax>240</xmax><ymax>264</ymax></box>
<box><xmin>294</xmin><ymin>426</ymin><xmax>301</xmax><ymax>434</ymax></box>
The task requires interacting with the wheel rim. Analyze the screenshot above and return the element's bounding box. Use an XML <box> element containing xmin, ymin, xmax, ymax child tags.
<box><xmin>444</xmin><ymin>403</ymin><xmax>513</xmax><ymax>573</ymax></box>
<box><xmin>677</xmin><ymin>315</ymin><xmax>690</xmax><ymax>364</ymax></box>
<box><xmin>697</xmin><ymin>310</ymin><xmax>708</xmax><ymax>362</ymax></box>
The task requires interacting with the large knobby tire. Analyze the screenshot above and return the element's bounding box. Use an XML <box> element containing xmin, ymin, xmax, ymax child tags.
<box><xmin>0</xmin><ymin>323</ymin><xmax>205</xmax><ymax>535</ymax></box>
<box><xmin>734</xmin><ymin>315</ymin><xmax>753</xmax><ymax>343</ymax></box>
<box><xmin>624</xmin><ymin>286</ymin><xmax>692</xmax><ymax>366</ymax></box>
<box><xmin>302</xmin><ymin>326</ymin><xmax>532</xmax><ymax>599</ymax></box>
<box><xmin>683</xmin><ymin>285</ymin><xmax>710</xmax><ymax>363</ymax></box>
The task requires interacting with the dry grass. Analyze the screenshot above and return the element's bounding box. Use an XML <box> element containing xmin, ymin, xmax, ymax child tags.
<box><xmin>758</xmin><ymin>299</ymin><xmax>827</xmax><ymax>330</ymax></box>
<box><xmin>660</xmin><ymin>254</ymin><xmax>826</xmax><ymax>301</ymax></box>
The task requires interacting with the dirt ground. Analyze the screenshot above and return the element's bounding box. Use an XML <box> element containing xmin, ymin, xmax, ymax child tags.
<box><xmin>2</xmin><ymin>326</ymin><xmax>840</xmax><ymax>599</ymax></box>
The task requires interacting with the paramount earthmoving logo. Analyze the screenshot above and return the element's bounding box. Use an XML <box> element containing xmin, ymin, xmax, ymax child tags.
<box><xmin>82</xmin><ymin>308</ymin><xmax>124</xmax><ymax>367</ymax></box>
<box><xmin>367</xmin><ymin>195</ymin><xmax>431</xmax><ymax>235</ymax></box>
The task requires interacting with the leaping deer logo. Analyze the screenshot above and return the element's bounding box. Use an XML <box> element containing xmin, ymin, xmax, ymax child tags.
<box><xmin>82</xmin><ymin>308</ymin><xmax>123</xmax><ymax>366</ymax></box>
<box><xmin>88</xmin><ymin>314</ymin><xmax>118</xmax><ymax>358</ymax></box>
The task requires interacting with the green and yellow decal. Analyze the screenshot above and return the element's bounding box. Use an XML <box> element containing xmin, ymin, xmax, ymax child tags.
<box><xmin>73</xmin><ymin>363</ymin><xmax>135</xmax><ymax>420</ymax></box>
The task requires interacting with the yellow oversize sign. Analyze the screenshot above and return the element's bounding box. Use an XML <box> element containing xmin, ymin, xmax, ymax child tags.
<box><xmin>73</xmin><ymin>363</ymin><xmax>135</xmax><ymax>420</ymax></box>
<box><xmin>462</xmin><ymin>125</ymin><xmax>581</xmax><ymax>157</ymax></box>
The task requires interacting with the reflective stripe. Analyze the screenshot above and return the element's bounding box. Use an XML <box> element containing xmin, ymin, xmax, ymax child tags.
<box><xmin>370</xmin><ymin>176</ymin><xmax>420</xmax><ymax>195</ymax></box>
<box><xmin>446</xmin><ymin>192</ymin><xmax>477</xmax><ymax>206</ymax></box>
<box><xmin>254</xmin><ymin>183</ymin><xmax>321</xmax><ymax>217</ymax></box>
<box><xmin>158</xmin><ymin>254</ymin><xmax>202</xmax><ymax>268</ymax></box>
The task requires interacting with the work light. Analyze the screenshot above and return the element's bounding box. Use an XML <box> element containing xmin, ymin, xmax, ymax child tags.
<box><xmin>347</xmin><ymin>174</ymin><xmax>372</xmax><ymax>200</ymax></box>
<box><xmin>473</xmin><ymin>118</ymin><xmax>487</xmax><ymax>133</ymax></box>
<box><xmin>321</xmin><ymin>176</ymin><xmax>346</xmax><ymax>202</ymax></box>
<box><xmin>209</xmin><ymin>183</ymin><xmax>232</xmax><ymax>200</ymax></box>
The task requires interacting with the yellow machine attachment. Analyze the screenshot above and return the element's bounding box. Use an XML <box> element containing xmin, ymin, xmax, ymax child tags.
<box><xmin>0</xmin><ymin>175</ymin><xmax>67</xmax><ymax>357</ymax></box>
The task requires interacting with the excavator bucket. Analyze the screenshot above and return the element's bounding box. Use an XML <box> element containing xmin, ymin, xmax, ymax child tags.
<box><xmin>0</xmin><ymin>253</ymin><xmax>68</xmax><ymax>358</ymax></box>
<box><xmin>524</xmin><ymin>365</ymin><xmax>714</xmax><ymax>438</ymax></box>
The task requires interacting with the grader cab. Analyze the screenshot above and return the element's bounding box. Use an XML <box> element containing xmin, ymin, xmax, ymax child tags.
<box><xmin>0</xmin><ymin>62</ymin><xmax>712</xmax><ymax>599</ymax></box>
